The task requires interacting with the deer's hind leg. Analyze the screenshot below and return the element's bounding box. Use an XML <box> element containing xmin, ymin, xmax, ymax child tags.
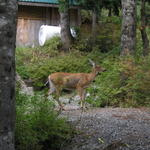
<box><xmin>48</xmin><ymin>76</ymin><xmax>64</xmax><ymax>111</ymax></box>
<box><xmin>55</xmin><ymin>86</ymin><xmax>64</xmax><ymax>111</ymax></box>
<box><xmin>48</xmin><ymin>76</ymin><xmax>56</xmax><ymax>95</ymax></box>
<box><xmin>82</xmin><ymin>90</ymin><xmax>86</xmax><ymax>109</ymax></box>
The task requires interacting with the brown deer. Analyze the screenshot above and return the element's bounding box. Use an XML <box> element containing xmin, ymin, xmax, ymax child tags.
<box><xmin>46</xmin><ymin>59</ymin><xmax>105</xmax><ymax>110</ymax></box>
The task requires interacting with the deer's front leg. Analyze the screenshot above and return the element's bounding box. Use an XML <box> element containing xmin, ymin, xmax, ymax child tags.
<box><xmin>81</xmin><ymin>90</ymin><xmax>86</xmax><ymax>109</ymax></box>
<box><xmin>77</xmin><ymin>87</ymin><xmax>86</xmax><ymax>109</ymax></box>
<box><xmin>48</xmin><ymin>88</ymin><xmax>55</xmax><ymax>95</ymax></box>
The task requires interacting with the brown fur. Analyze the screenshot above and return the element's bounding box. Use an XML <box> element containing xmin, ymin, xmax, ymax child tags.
<box><xmin>48</xmin><ymin>63</ymin><xmax>105</xmax><ymax>110</ymax></box>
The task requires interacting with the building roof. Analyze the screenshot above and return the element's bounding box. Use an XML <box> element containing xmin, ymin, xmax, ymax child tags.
<box><xmin>18</xmin><ymin>0</ymin><xmax>78</xmax><ymax>5</ymax></box>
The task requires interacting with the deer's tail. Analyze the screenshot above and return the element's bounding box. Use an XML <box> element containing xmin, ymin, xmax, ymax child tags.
<box><xmin>47</xmin><ymin>76</ymin><xmax>56</xmax><ymax>94</ymax></box>
<box><xmin>44</xmin><ymin>80</ymin><xmax>49</xmax><ymax>86</ymax></box>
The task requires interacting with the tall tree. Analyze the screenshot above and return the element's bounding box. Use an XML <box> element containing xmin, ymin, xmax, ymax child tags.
<box><xmin>0</xmin><ymin>0</ymin><xmax>17</xmax><ymax>150</ymax></box>
<box><xmin>140</xmin><ymin>0</ymin><xmax>149</xmax><ymax>56</ymax></box>
<box><xmin>91</xmin><ymin>6</ymin><xmax>100</xmax><ymax>38</ymax></box>
<box><xmin>121</xmin><ymin>0</ymin><xmax>136</xmax><ymax>55</ymax></box>
<box><xmin>59</xmin><ymin>0</ymin><xmax>73</xmax><ymax>51</ymax></box>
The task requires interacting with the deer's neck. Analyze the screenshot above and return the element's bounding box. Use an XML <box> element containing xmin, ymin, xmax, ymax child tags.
<box><xmin>88</xmin><ymin>68</ymin><xmax>97</xmax><ymax>81</ymax></box>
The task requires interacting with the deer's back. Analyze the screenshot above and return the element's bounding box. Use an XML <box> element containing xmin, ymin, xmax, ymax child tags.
<box><xmin>50</xmin><ymin>72</ymin><xmax>90</xmax><ymax>89</ymax></box>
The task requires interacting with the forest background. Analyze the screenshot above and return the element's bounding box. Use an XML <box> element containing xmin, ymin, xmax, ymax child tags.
<box><xmin>0</xmin><ymin>0</ymin><xmax>150</xmax><ymax>150</ymax></box>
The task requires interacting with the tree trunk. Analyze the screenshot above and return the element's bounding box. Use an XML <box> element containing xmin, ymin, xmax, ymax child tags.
<box><xmin>140</xmin><ymin>0</ymin><xmax>149</xmax><ymax>56</ymax></box>
<box><xmin>113</xmin><ymin>4</ymin><xmax>119</xmax><ymax>16</ymax></box>
<box><xmin>92</xmin><ymin>9</ymin><xmax>97</xmax><ymax>42</ymax></box>
<box><xmin>92</xmin><ymin>9</ymin><xmax>97</xmax><ymax>36</ymax></box>
<box><xmin>59</xmin><ymin>0</ymin><xmax>73</xmax><ymax>51</ymax></box>
<box><xmin>108</xmin><ymin>8</ymin><xmax>112</xmax><ymax>17</ymax></box>
<box><xmin>0</xmin><ymin>0</ymin><xmax>17</xmax><ymax>150</ymax></box>
<box><xmin>121</xmin><ymin>0</ymin><xmax>136</xmax><ymax>56</ymax></box>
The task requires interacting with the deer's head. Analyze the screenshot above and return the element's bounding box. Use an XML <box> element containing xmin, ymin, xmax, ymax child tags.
<box><xmin>89</xmin><ymin>59</ymin><xmax>106</xmax><ymax>75</ymax></box>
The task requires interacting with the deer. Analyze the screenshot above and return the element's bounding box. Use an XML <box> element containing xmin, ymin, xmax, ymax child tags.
<box><xmin>46</xmin><ymin>59</ymin><xmax>105</xmax><ymax>110</ymax></box>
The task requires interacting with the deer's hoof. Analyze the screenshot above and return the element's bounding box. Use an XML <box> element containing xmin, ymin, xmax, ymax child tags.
<box><xmin>80</xmin><ymin>106</ymin><xmax>87</xmax><ymax>112</ymax></box>
<box><xmin>59</xmin><ymin>105</ymin><xmax>65</xmax><ymax>111</ymax></box>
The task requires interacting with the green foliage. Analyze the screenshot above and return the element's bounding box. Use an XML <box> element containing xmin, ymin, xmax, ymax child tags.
<box><xmin>101</xmin><ymin>16</ymin><xmax>121</xmax><ymax>24</ymax></box>
<box><xmin>80</xmin><ymin>10</ymin><xmax>92</xmax><ymax>24</ymax></box>
<box><xmin>78</xmin><ymin>0</ymin><xmax>121</xmax><ymax>16</ymax></box>
<box><xmin>15</xmin><ymin>90</ymin><xmax>73</xmax><ymax>150</ymax></box>
<box><xmin>77</xmin><ymin>0</ymin><xmax>102</xmax><ymax>12</ymax></box>
<box><xmin>86</xmin><ymin>55</ymin><xmax>150</xmax><ymax>107</ymax></box>
<box><xmin>75</xmin><ymin>23</ymin><xmax>121</xmax><ymax>52</ymax></box>
<box><xmin>86</xmin><ymin>55</ymin><xmax>122</xmax><ymax>107</ymax></box>
<box><xmin>58</xmin><ymin>0</ymin><xmax>69</xmax><ymax>12</ymax></box>
<box><xmin>16</xmin><ymin>47</ymin><xmax>32</xmax><ymax>79</ymax></box>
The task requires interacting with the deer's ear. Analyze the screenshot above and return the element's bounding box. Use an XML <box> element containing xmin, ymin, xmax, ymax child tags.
<box><xmin>88</xmin><ymin>59</ymin><xmax>96</xmax><ymax>67</ymax></box>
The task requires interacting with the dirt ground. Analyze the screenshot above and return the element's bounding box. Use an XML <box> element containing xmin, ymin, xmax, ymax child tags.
<box><xmin>61</xmin><ymin>108</ymin><xmax>150</xmax><ymax>150</ymax></box>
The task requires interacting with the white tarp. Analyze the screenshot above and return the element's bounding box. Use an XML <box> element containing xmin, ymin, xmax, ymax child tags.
<box><xmin>38</xmin><ymin>25</ymin><xmax>76</xmax><ymax>46</ymax></box>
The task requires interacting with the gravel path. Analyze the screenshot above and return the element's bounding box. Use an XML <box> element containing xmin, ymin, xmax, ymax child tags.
<box><xmin>61</xmin><ymin>108</ymin><xmax>150</xmax><ymax>150</ymax></box>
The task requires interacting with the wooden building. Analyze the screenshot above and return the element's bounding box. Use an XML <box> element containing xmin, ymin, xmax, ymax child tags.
<box><xmin>17</xmin><ymin>0</ymin><xmax>81</xmax><ymax>47</ymax></box>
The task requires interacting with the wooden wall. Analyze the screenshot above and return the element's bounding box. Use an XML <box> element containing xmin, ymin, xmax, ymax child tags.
<box><xmin>16</xmin><ymin>5</ymin><xmax>79</xmax><ymax>47</ymax></box>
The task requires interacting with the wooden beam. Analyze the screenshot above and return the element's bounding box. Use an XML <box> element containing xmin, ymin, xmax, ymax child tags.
<box><xmin>18</xmin><ymin>1</ymin><xmax>80</xmax><ymax>9</ymax></box>
<box><xmin>18</xmin><ymin>16</ymin><xmax>45</xmax><ymax>20</ymax></box>
<box><xmin>18</xmin><ymin>2</ymin><xmax>58</xmax><ymax>8</ymax></box>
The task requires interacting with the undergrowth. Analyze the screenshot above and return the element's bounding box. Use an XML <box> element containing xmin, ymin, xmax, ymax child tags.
<box><xmin>87</xmin><ymin>55</ymin><xmax>150</xmax><ymax>107</ymax></box>
<box><xmin>15</xmin><ymin>89</ymin><xmax>73</xmax><ymax>150</ymax></box>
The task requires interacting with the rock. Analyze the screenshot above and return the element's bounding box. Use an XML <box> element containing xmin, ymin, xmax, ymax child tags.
<box><xmin>16</xmin><ymin>73</ymin><xmax>34</xmax><ymax>96</ymax></box>
<box><xmin>47</xmin><ymin>93</ymin><xmax>91</xmax><ymax>110</ymax></box>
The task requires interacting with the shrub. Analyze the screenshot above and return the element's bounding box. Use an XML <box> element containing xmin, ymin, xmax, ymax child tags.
<box><xmin>86</xmin><ymin>56</ymin><xmax>150</xmax><ymax>107</ymax></box>
<box><xmin>15</xmin><ymin>90</ymin><xmax>73</xmax><ymax>150</ymax></box>
<box><xmin>81</xmin><ymin>10</ymin><xmax>92</xmax><ymax>24</ymax></box>
<box><xmin>86</xmin><ymin>56</ymin><xmax>123</xmax><ymax>107</ymax></box>
<box><xmin>16</xmin><ymin>37</ymin><xmax>61</xmax><ymax>87</ymax></box>
<box><xmin>101</xmin><ymin>16</ymin><xmax>121</xmax><ymax>24</ymax></box>
<box><xmin>75</xmin><ymin>23</ymin><xmax>121</xmax><ymax>53</ymax></box>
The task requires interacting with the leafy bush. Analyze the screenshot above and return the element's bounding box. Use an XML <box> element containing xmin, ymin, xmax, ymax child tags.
<box><xmin>101</xmin><ymin>16</ymin><xmax>122</xmax><ymax>24</ymax></box>
<box><xmin>75</xmin><ymin>23</ymin><xmax>121</xmax><ymax>52</ymax></box>
<box><xmin>86</xmin><ymin>55</ymin><xmax>150</xmax><ymax>107</ymax></box>
<box><xmin>16</xmin><ymin>47</ymin><xmax>32</xmax><ymax>79</ymax></box>
<box><xmin>15</xmin><ymin>90</ymin><xmax>73</xmax><ymax>150</ymax></box>
<box><xmin>81</xmin><ymin>10</ymin><xmax>92</xmax><ymax>24</ymax></box>
<box><xmin>16</xmin><ymin>38</ymin><xmax>61</xmax><ymax>78</ymax></box>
